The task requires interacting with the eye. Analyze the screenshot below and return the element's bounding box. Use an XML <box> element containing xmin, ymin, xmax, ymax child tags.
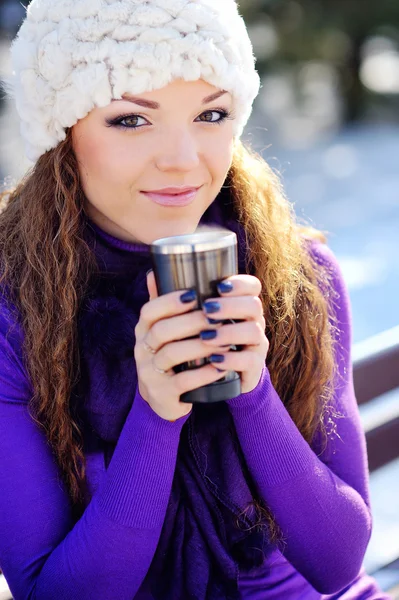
<box><xmin>106</xmin><ymin>114</ymin><xmax>149</xmax><ymax>130</ymax></box>
<box><xmin>196</xmin><ymin>109</ymin><xmax>232</xmax><ymax>125</ymax></box>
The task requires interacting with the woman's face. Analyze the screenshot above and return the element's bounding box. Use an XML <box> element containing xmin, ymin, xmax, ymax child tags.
<box><xmin>72</xmin><ymin>79</ymin><xmax>235</xmax><ymax>244</ymax></box>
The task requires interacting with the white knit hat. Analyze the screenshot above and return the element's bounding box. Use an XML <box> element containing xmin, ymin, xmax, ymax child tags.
<box><xmin>3</xmin><ymin>0</ymin><xmax>261</xmax><ymax>162</ymax></box>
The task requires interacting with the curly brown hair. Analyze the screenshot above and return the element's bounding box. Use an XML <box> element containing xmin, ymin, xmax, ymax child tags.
<box><xmin>0</xmin><ymin>131</ymin><xmax>338</xmax><ymax>537</ymax></box>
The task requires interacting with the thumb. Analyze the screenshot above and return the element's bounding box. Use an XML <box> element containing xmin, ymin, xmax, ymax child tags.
<box><xmin>146</xmin><ymin>270</ymin><xmax>158</xmax><ymax>301</ymax></box>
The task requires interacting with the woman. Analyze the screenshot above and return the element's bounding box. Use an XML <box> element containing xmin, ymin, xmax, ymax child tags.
<box><xmin>0</xmin><ymin>1</ymin><xmax>390</xmax><ymax>599</ymax></box>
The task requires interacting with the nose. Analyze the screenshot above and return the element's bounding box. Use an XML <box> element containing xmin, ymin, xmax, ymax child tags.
<box><xmin>155</xmin><ymin>128</ymin><xmax>200</xmax><ymax>172</ymax></box>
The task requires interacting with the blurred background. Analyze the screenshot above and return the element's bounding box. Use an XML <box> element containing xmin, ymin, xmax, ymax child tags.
<box><xmin>0</xmin><ymin>0</ymin><xmax>398</xmax><ymax>597</ymax></box>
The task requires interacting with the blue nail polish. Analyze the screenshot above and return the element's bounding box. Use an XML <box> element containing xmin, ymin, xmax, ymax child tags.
<box><xmin>180</xmin><ymin>289</ymin><xmax>197</xmax><ymax>303</ymax></box>
<box><xmin>217</xmin><ymin>281</ymin><xmax>233</xmax><ymax>294</ymax></box>
<box><xmin>200</xmin><ymin>330</ymin><xmax>218</xmax><ymax>340</ymax></box>
<box><xmin>210</xmin><ymin>354</ymin><xmax>225</xmax><ymax>363</ymax></box>
<box><xmin>203</xmin><ymin>301</ymin><xmax>221</xmax><ymax>314</ymax></box>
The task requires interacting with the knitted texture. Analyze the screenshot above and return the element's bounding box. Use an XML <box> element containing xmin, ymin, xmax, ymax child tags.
<box><xmin>4</xmin><ymin>0</ymin><xmax>261</xmax><ymax>162</ymax></box>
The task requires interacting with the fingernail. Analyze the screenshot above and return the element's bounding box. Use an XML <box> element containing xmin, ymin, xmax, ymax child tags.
<box><xmin>200</xmin><ymin>330</ymin><xmax>218</xmax><ymax>340</ymax></box>
<box><xmin>203</xmin><ymin>301</ymin><xmax>221</xmax><ymax>314</ymax></box>
<box><xmin>180</xmin><ymin>289</ymin><xmax>197</xmax><ymax>303</ymax></box>
<box><xmin>146</xmin><ymin>269</ymin><xmax>153</xmax><ymax>277</ymax></box>
<box><xmin>210</xmin><ymin>354</ymin><xmax>225</xmax><ymax>363</ymax></box>
<box><xmin>217</xmin><ymin>281</ymin><xmax>233</xmax><ymax>294</ymax></box>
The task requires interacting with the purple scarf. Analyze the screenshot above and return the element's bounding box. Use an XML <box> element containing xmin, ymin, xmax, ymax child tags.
<box><xmin>73</xmin><ymin>194</ymin><xmax>275</xmax><ymax>599</ymax></box>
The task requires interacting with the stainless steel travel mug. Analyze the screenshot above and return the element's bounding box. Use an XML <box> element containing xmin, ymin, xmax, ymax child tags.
<box><xmin>150</xmin><ymin>226</ymin><xmax>243</xmax><ymax>404</ymax></box>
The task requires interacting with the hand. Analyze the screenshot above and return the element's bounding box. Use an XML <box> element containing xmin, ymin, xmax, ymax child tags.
<box><xmin>134</xmin><ymin>271</ymin><xmax>230</xmax><ymax>421</ymax></box>
<box><xmin>200</xmin><ymin>275</ymin><xmax>269</xmax><ymax>394</ymax></box>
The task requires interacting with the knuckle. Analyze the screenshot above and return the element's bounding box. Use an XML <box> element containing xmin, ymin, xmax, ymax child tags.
<box><xmin>135</xmin><ymin>342</ymin><xmax>150</xmax><ymax>363</ymax></box>
<box><xmin>252</xmin><ymin>295</ymin><xmax>263</xmax><ymax>312</ymax></box>
<box><xmin>161</xmin><ymin>343</ymin><xmax>175</xmax><ymax>365</ymax></box>
<box><xmin>151</xmin><ymin>322</ymin><xmax>163</xmax><ymax>345</ymax></box>
<box><xmin>254</xmin><ymin>321</ymin><xmax>265</xmax><ymax>342</ymax></box>
<box><xmin>255</xmin><ymin>277</ymin><xmax>263</xmax><ymax>295</ymax></box>
<box><xmin>134</xmin><ymin>322</ymin><xmax>145</xmax><ymax>343</ymax></box>
<box><xmin>247</xmin><ymin>275</ymin><xmax>262</xmax><ymax>294</ymax></box>
<box><xmin>253</xmin><ymin>297</ymin><xmax>264</xmax><ymax>319</ymax></box>
<box><xmin>150</xmin><ymin>322</ymin><xmax>162</xmax><ymax>347</ymax></box>
<box><xmin>244</xmin><ymin>352</ymin><xmax>253</xmax><ymax>369</ymax></box>
<box><xmin>139</xmin><ymin>302</ymin><xmax>151</xmax><ymax>323</ymax></box>
<box><xmin>134</xmin><ymin>343</ymin><xmax>141</xmax><ymax>362</ymax></box>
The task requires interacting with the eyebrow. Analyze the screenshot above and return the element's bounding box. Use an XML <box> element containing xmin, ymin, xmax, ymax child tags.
<box><xmin>114</xmin><ymin>90</ymin><xmax>228</xmax><ymax>109</ymax></box>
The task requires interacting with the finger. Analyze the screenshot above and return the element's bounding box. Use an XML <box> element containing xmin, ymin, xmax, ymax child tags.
<box><xmin>216</xmin><ymin>275</ymin><xmax>262</xmax><ymax>297</ymax></box>
<box><xmin>208</xmin><ymin>348</ymin><xmax>266</xmax><ymax>373</ymax></box>
<box><xmin>151</xmin><ymin>338</ymin><xmax>231</xmax><ymax>372</ymax></box>
<box><xmin>202</xmin><ymin>295</ymin><xmax>264</xmax><ymax>321</ymax></box>
<box><xmin>144</xmin><ymin>310</ymin><xmax>222</xmax><ymax>354</ymax></box>
<box><xmin>199</xmin><ymin>320</ymin><xmax>266</xmax><ymax>347</ymax></box>
<box><xmin>173</xmin><ymin>363</ymin><xmax>227</xmax><ymax>396</ymax></box>
<box><xmin>136</xmin><ymin>287</ymin><xmax>198</xmax><ymax>339</ymax></box>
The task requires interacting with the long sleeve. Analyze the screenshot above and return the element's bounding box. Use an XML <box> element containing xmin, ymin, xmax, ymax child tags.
<box><xmin>0</xmin><ymin>299</ymin><xmax>191</xmax><ymax>600</ymax></box>
<box><xmin>225</xmin><ymin>242</ymin><xmax>372</xmax><ymax>595</ymax></box>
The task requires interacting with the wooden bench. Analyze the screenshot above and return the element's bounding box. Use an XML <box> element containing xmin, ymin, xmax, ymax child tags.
<box><xmin>354</xmin><ymin>325</ymin><xmax>399</xmax><ymax>472</ymax></box>
<box><xmin>1</xmin><ymin>326</ymin><xmax>399</xmax><ymax>599</ymax></box>
<box><xmin>353</xmin><ymin>325</ymin><xmax>399</xmax><ymax>598</ymax></box>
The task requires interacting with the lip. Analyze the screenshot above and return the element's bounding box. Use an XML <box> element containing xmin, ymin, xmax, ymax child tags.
<box><xmin>143</xmin><ymin>186</ymin><xmax>201</xmax><ymax>194</ymax></box>
<box><xmin>141</xmin><ymin>185</ymin><xmax>202</xmax><ymax>207</ymax></box>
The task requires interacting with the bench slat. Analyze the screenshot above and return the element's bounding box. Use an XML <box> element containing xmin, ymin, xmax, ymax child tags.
<box><xmin>353</xmin><ymin>326</ymin><xmax>399</xmax><ymax>406</ymax></box>
<box><xmin>366</xmin><ymin>416</ymin><xmax>399</xmax><ymax>472</ymax></box>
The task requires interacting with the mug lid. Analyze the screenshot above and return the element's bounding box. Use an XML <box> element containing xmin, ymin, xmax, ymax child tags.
<box><xmin>151</xmin><ymin>226</ymin><xmax>237</xmax><ymax>255</ymax></box>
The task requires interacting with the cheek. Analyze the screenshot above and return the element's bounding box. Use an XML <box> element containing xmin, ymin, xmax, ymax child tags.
<box><xmin>73</xmin><ymin>128</ymin><xmax>137</xmax><ymax>186</ymax></box>
<box><xmin>207</xmin><ymin>133</ymin><xmax>234</xmax><ymax>182</ymax></box>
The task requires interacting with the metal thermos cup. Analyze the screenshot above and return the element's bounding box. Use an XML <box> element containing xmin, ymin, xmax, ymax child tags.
<box><xmin>150</xmin><ymin>226</ymin><xmax>243</xmax><ymax>404</ymax></box>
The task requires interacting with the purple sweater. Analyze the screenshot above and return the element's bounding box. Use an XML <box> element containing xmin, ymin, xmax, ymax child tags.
<box><xmin>0</xmin><ymin>218</ymin><xmax>389</xmax><ymax>599</ymax></box>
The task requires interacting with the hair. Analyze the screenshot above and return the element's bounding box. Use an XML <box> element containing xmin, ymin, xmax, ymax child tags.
<box><xmin>0</xmin><ymin>130</ymin><xmax>339</xmax><ymax>538</ymax></box>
